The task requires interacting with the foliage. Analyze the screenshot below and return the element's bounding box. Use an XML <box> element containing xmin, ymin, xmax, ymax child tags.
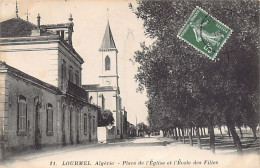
<box><xmin>98</xmin><ymin>110</ymin><xmax>114</xmax><ymax>127</ymax></box>
<box><xmin>130</xmin><ymin>0</ymin><xmax>259</xmax><ymax>151</ymax></box>
<box><xmin>137</xmin><ymin>122</ymin><xmax>150</xmax><ymax>133</ymax></box>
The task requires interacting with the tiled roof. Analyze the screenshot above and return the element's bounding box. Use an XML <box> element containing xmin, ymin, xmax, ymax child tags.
<box><xmin>0</xmin><ymin>61</ymin><xmax>62</xmax><ymax>94</ymax></box>
<box><xmin>100</xmin><ymin>22</ymin><xmax>117</xmax><ymax>51</ymax></box>
<box><xmin>0</xmin><ymin>17</ymin><xmax>58</xmax><ymax>38</ymax></box>
<box><xmin>0</xmin><ymin>18</ymin><xmax>37</xmax><ymax>37</ymax></box>
<box><xmin>0</xmin><ymin>17</ymin><xmax>83</xmax><ymax>63</ymax></box>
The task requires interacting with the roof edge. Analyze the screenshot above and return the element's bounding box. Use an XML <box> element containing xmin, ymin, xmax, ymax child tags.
<box><xmin>0</xmin><ymin>61</ymin><xmax>62</xmax><ymax>94</ymax></box>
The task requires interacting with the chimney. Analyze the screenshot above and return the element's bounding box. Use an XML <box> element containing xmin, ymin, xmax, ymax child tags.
<box><xmin>37</xmin><ymin>14</ymin><xmax>41</xmax><ymax>29</ymax></box>
<box><xmin>31</xmin><ymin>14</ymin><xmax>42</xmax><ymax>36</ymax></box>
<box><xmin>69</xmin><ymin>13</ymin><xmax>73</xmax><ymax>23</ymax></box>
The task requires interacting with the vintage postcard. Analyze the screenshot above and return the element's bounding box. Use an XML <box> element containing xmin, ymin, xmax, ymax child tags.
<box><xmin>0</xmin><ymin>0</ymin><xmax>259</xmax><ymax>168</ymax></box>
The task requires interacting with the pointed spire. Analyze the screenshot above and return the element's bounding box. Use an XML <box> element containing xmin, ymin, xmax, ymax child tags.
<box><xmin>16</xmin><ymin>0</ymin><xmax>18</xmax><ymax>18</ymax></box>
<box><xmin>100</xmin><ymin>21</ymin><xmax>117</xmax><ymax>51</ymax></box>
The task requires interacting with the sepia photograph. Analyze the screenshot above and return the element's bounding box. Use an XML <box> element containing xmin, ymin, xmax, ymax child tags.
<box><xmin>0</xmin><ymin>0</ymin><xmax>259</xmax><ymax>168</ymax></box>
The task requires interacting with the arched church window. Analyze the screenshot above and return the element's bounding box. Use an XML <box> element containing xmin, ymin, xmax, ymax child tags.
<box><xmin>105</xmin><ymin>56</ymin><xmax>110</xmax><ymax>71</ymax></box>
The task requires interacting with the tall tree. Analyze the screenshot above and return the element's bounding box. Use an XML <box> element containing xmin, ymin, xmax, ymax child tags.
<box><xmin>131</xmin><ymin>0</ymin><xmax>259</xmax><ymax>153</ymax></box>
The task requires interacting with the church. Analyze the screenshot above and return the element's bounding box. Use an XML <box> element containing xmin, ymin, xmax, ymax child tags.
<box><xmin>0</xmin><ymin>7</ymin><xmax>99</xmax><ymax>159</ymax></box>
<box><xmin>83</xmin><ymin>21</ymin><xmax>128</xmax><ymax>140</ymax></box>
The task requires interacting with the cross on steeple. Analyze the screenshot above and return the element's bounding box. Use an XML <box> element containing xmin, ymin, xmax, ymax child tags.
<box><xmin>107</xmin><ymin>8</ymin><xmax>109</xmax><ymax>22</ymax></box>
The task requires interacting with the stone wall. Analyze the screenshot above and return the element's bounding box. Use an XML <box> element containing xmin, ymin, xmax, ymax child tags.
<box><xmin>4</xmin><ymin>70</ymin><xmax>58</xmax><ymax>155</ymax></box>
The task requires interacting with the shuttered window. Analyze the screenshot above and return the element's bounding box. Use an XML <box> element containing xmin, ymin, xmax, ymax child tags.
<box><xmin>18</xmin><ymin>96</ymin><xmax>27</xmax><ymax>134</ymax></box>
<box><xmin>69</xmin><ymin>66</ymin><xmax>73</xmax><ymax>82</ymax></box>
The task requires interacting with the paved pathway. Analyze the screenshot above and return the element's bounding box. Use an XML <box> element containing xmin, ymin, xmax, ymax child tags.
<box><xmin>0</xmin><ymin>137</ymin><xmax>258</xmax><ymax>168</ymax></box>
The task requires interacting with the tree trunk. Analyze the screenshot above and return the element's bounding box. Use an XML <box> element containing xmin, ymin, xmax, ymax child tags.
<box><xmin>219</xmin><ymin>126</ymin><xmax>223</xmax><ymax>138</ymax></box>
<box><xmin>167</xmin><ymin>130</ymin><xmax>170</xmax><ymax>138</ymax></box>
<box><xmin>169</xmin><ymin>129</ymin><xmax>173</xmax><ymax>139</ymax></box>
<box><xmin>189</xmin><ymin>127</ymin><xmax>193</xmax><ymax>146</ymax></box>
<box><xmin>178</xmin><ymin>128</ymin><xmax>182</xmax><ymax>140</ymax></box>
<box><xmin>174</xmin><ymin>128</ymin><xmax>178</xmax><ymax>140</ymax></box>
<box><xmin>203</xmin><ymin>127</ymin><xmax>206</xmax><ymax>136</ymax></box>
<box><xmin>227</xmin><ymin>126</ymin><xmax>231</xmax><ymax>138</ymax></box>
<box><xmin>192</xmin><ymin>127</ymin><xmax>195</xmax><ymax>137</ymax></box>
<box><xmin>182</xmin><ymin>128</ymin><xmax>185</xmax><ymax>144</ymax></box>
<box><xmin>200</xmin><ymin>127</ymin><xmax>204</xmax><ymax>137</ymax></box>
<box><xmin>228</xmin><ymin>123</ymin><xmax>243</xmax><ymax>154</ymax></box>
<box><xmin>208</xmin><ymin>124</ymin><xmax>215</xmax><ymax>154</ymax></box>
<box><xmin>163</xmin><ymin>130</ymin><xmax>167</xmax><ymax>137</ymax></box>
<box><xmin>239</xmin><ymin>126</ymin><xmax>243</xmax><ymax>139</ymax></box>
<box><xmin>251</xmin><ymin>126</ymin><xmax>257</xmax><ymax>140</ymax></box>
<box><xmin>196</xmin><ymin>127</ymin><xmax>202</xmax><ymax>149</ymax></box>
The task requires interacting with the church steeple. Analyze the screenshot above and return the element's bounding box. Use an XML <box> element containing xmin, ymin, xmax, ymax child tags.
<box><xmin>98</xmin><ymin>19</ymin><xmax>119</xmax><ymax>88</ymax></box>
<box><xmin>99</xmin><ymin>21</ymin><xmax>117</xmax><ymax>51</ymax></box>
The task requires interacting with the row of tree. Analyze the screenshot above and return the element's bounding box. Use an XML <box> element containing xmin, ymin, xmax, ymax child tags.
<box><xmin>130</xmin><ymin>0</ymin><xmax>259</xmax><ymax>153</ymax></box>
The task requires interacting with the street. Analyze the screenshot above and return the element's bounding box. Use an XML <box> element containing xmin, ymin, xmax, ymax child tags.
<box><xmin>0</xmin><ymin>136</ymin><xmax>259</xmax><ymax>168</ymax></box>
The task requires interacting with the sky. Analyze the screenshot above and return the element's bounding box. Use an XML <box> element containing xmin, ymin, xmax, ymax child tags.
<box><xmin>0</xmin><ymin>0</ymin><xmax>153</xmax><ymax>125</ymax></box>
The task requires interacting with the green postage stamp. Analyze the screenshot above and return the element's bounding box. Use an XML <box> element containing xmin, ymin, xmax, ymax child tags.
<box><xmin>177</xmin><ymin>6</ymin><xmax>232</xmax><ymax>60</ymax></box>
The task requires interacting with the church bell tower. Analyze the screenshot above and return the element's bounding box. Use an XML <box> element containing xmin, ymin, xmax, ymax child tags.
<box><xmin>99</xmin><ymin>21</ymin><xmax>119</xmax><ymax>89</ymax></box>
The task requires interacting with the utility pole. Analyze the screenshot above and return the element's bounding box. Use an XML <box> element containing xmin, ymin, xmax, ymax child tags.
<box><xmin>136</xmin><ymin>116</ymin><xmax>138</xmax><ymax>137</ymax></box>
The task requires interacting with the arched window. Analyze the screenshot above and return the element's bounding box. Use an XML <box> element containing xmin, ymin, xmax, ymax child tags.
<box><xmin>18</xmin><ymin>95</ymin><xmax>27</xmax><ymax>134</ymax></box>
<box><xmin>89</xmin><ymin>96</ymin><xmax>93</xmax><ymax>104</ymax></box>
<box><xmin>46</xmin><ymin>103</ymin><xmax>53</xmax><ymax>135</ymax></box>
<box><xmin>105</xmin><ymin>56</ymin><xmax>110</xmax><ymax>71</ymax></box>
